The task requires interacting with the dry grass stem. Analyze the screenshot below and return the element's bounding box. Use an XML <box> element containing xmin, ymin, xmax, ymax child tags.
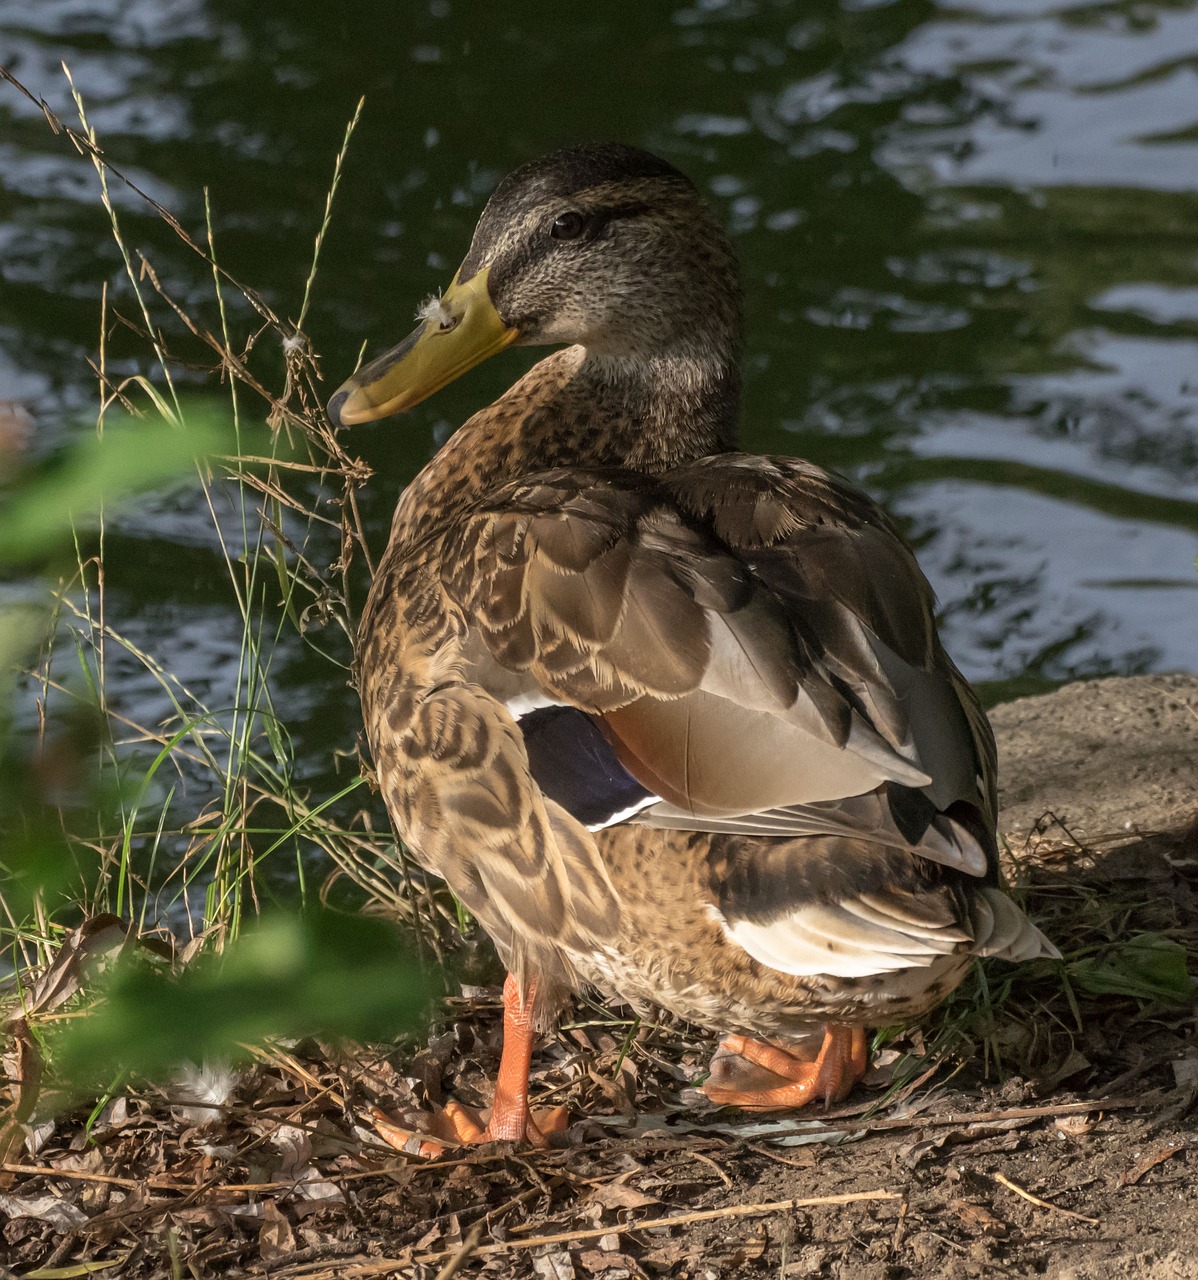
<box><xmin>991</xmin><ymin>1171</ymin><xmax>1100</xmax><ymax>1226</ymax></box>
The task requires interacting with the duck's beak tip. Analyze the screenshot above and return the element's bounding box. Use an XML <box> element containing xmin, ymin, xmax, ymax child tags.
<box><xmin>326</xmin><ymin>387</ymin><xmax>350</xmax><ymax>430</ymax></box>
<box><xmin>327</xmin><ymin>266</ymin><xmax>516</xmax><ymax>425</ymax></box>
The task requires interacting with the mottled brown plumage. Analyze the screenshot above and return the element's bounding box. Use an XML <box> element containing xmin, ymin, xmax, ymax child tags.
<box><xmin>330</xmin><ymin>143</ymin><xmax>1057</xmax><ymax>1141</ymax></box>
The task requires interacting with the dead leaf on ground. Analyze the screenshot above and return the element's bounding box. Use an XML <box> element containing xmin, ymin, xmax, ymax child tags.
<box><xmin>586</xmin><ymin>1177</ymin><xmax>659</xmax><ymax>1212</ymax></box>
<box><xmin>259</xmin><ymin>1200</ymin><xmax>297</xmax><ymax>1262</ymax></box>
<box><xmin>578</xmin><ymin>1248</ymin><xmax>638</xmax><ymax>1273</ymax></box>
<box><xmin>0</xmin><ymin>1191</ymin><xmax>88</xmax><ymax>1232</ymax></box>
<box><xmin>1119</xmin><ymin>1143</ymin><xmax>1187</xmax><ymax>1187</ymax></box>
<box><xmin>950</xmin><ymin>1198</ymin><xmax>1009</xmax><ymax>1237</ymax></box>
<box><xmin>725</xmin><ymin>1227</ymin><xmax>769</xmax><ymax>1264</ymax></box>
<box><xmin>642</xmin><ymin>1239</ymin><xmax>704</xmax><ymax>1267</ymax></box>
<box><xmin>2</xmin><ymin>917</ymin><xmax>131</xmax><ymax>1032</ymax></box>
<box><xmin>1171</xmin><ymin>1051</ymin><xmax>1198</xmax><ymax>1092</ymax></box>
<box><xmin>1035</xmin><ymin>1048</ymin><xmax>1091</xmax><ymax>1093</ymax></box>
<box><xmin>532</xmin><ymin>1251</ymin><xmax>577</xmax><ymax>1279</ymax></box>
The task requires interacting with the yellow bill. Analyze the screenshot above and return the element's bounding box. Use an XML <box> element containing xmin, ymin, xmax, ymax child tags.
<box><xmin>327</xmin><ymin>266</ymin><xmax>518</xmax><ymax>427</ymax></box>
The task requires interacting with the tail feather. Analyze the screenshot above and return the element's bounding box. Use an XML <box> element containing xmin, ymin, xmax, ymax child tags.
<box><xmin>971</xmin><ymin>886</ymin><xmax>1061</xmax><ymax>962</ymax></box>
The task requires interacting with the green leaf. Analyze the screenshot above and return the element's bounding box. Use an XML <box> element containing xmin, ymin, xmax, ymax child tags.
<box><xmin>0</xmin><ymin>404</ymin><xmax>230</xmax><ymax>566</ymax></box>
<box><xmin>50</xmin><ymin>909</ymin><xmax>431</xmax><ymax>1086</ymax></box>
<box><xmin>1067</xmin><ymin>933</ymin><xmax>1195</xmax><ymax>1004</ymax></box>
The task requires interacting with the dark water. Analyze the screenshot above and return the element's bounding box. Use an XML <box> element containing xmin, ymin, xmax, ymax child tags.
<box><xmin>2</xmin><ymin>0</ymin><xmax>1196</xmax><ymax>879</ymax></box>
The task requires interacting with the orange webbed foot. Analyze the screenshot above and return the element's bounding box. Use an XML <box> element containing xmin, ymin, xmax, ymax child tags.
<box><xmin>371</xmin><ymin>1100</ymin><xmax>569</xmax><ymax>1158</ymax></box>
<box><xmin>702</xmin><ymin>1025</ymin><xmax>868</xmax><ymax>1111</ymax></box>
<box><xmin>371</xmin><ymin>972</ymin><xmax>568</xmax><ymax>1157</ymax></box>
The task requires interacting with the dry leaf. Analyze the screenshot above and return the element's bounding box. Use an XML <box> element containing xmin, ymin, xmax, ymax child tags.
<box><xmin>3</xmin><ymin>917</ymin><xmax>129</xmax><ymax>1032</ymax></box>
<box><xmin>412</xmin><ymin>1222</ymin><xmax>443</xmax><ymax>1251</ymax></box>
<box><xmin>725</xmin><ymin>1228</ymin><xmax>769</xmax><ymax>1263</ymax></box>
<box><xmin>1171</xmin><ymin>1051</ymin><xmax>1198</xmax><ymax>1092</ymax></box>
<box><xmin>642</xmin><ymin>1240</ymin><xmax>703</xmax><ymax>1267</ymax></box>
<box><xmin>1120</xmin><ymin>1143</ymin><xmax>1186</xmax><ymax>1187</ymax></box>
<box><xmin>1036</xmin><ymin>1049</ymin><xmax>1091</xmax><ymax>1093</ymax></box>
<box><xmin>271</xmin><ymin>1123</ymin><xmax>313</xmax><ymax>1179</ymax></box>
<box><xmin>578</xmin><ymin>1248</ymin><xmax>636</xmax><ymax>1274</ymax></box>
<box><xmin>532</xmin><ymin>1250</ymin><xmax>576</xmax><ymax>1279</ymax></box>
<box><xmin>259</xmin><ymin>1200</ymin><xmax>296</xmax><ymax>1262</ymax></box>
<box><xmin>898</xmin><ymin>1130</ymin><xmax>957</xmax><ymax>1168</ymax></box>
<box><xmin>587</xmin><ymin>1179</ymin><xmax>659</xmax><ymax>1212</ymax></box>
<box><xmin>1055</xmin><ymin>1113</ymin><xmax>1096</xmax><ymax>1137</ymax></box>
<box><xmin>23</xmin><ymin>1118</ymin><xmax>57</xmax><ymax>1157</ymax></box>
<box><xmin>950</xmin><ymin>1198</ymin><xmax>1009</xmax><ymax>1237</ymax></box>
<box><xmin>290</xmin><ymin>1170</ymin><xmax>346</xmax><ymax>1218</ymax></box>
<box><xmin>0</xmin><ymin>1192</ymin><xmax>88</xmax><ymax>1232</ymax></box>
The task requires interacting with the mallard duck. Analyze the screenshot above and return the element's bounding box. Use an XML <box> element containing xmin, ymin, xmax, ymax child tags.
<box><xmin>328</xmin><ymin>143</ymin><xmax>1058</xmax><ymax>1147</ymax></box>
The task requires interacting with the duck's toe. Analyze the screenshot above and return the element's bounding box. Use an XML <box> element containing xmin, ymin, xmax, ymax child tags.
<box><xmin>703</xmin><ymin>1025</ymin><xmax>868</xmax><ymax>1111</ymax></box>
<box><xmin>369</xmin><ymin>1100</ymin><xmax>569</xmax><ymax>1158</ymax></box>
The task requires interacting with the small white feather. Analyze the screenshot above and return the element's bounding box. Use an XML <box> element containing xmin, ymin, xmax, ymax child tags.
<box><xmin>586</xmin><ymin>793</ymin><xmax>661</xmax><ymax>831</ymax></box>
<box><xmin>172</xmin><ymin>1059</ymin><xmax>239</xmax><ymax>1127</ymax></box>
<box><xmin>416</xmin><ymin>291</ymin><xmax>453</xmax><ymax>326</ymax></box>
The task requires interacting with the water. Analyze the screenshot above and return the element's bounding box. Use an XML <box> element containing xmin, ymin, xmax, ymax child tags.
<box><xmin>2</xmin><ymin>0</ymin><xmax>1196</xmax><ymax>873</ymax></box>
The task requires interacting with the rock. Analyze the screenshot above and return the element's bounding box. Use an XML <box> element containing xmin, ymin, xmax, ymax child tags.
<box><xmin>991</xmin><ymin>673</ymin><xmax>1198</xmax><ymax>848</ymax></box>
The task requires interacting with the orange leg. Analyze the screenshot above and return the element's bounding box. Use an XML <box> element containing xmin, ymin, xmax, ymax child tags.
<box><xmin>372</xmin><ymin>973</ymin><xmax>568</xmax><ymax>1157</ymax></box>
<box><xmin>702</xmin><ymin>1025</ymin><xmax>869</xmax><ymax>1111</ymax></box>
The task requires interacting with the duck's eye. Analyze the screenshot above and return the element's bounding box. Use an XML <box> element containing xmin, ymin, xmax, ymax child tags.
<box><xmin>551</xmin><ymin>211</ymin><xmax>587</xmax><ymax>241</ymax></box>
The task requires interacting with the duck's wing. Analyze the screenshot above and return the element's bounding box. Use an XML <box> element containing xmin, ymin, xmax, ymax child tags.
<box><xmin>442</xmin><ymin>456</ymin><xmax>991</xmax><ymax>882</ymax></box>
<box><xmin>658</xmin><ymin>453</ymin><xmax>998</xmax><ymax>859</ymax></box>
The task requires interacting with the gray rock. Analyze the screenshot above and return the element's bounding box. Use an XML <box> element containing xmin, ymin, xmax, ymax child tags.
<box><xmin>991</xmin><ymin>673</ymin><xmax>1198</xmax><ymax>848</ymax></box>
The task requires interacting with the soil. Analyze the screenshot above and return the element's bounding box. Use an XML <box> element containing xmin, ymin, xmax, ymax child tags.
<box><xmin>991</xmin><ymin>673</ymin><xmax>1198</xmax><ymax>848</ymax></box>
<box><xmin>2</xmin><ymin>674</ymin><xmax>1197</xmax><ymax>1279</ymax></box>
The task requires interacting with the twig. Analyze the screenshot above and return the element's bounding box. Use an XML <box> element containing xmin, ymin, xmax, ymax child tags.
<box><xmin>1</xmin><ymin>1161</ymin><xmax>406</xmax><ymax>1197</ymax></box>
<box><xmin>359</xmin><ymin>1190</ymin><xmax>900</xmax><ymax>1276</ymax></box>
<box><xmin>992</xmin><ymin>1171</ymin><xmax>1100</xmax><ymax>1226</ymax></box>
<box><xmin>2</xmin><ymin>1163</ymin><xmax>172</xmax><ymax>1191</ymax></box>
<box><xmin>257</xmin><ymin>1190</ymin><xmax>900</xmax><ymax>1277</ymax></box>
<box><xmin>891</xmin><ymin>1197</ymin><xmax>909</xmax><ymax>1252</ymax></box>
<box><xmin>824</xmin><ymin>1096</ymin><xmax>1139</xmax><ymax>1136</ymax></box>
<box><xmin>433</xmin><ymin>1221</ymin><xmax>486</xmax><ymax>1280</ymax></box>
<box><xmin>688</xmin><ymin>1149</ymin><xmax>733</xmax><ymax>1187</ymax></box>
<box><xmin>744</xmin><ymin>1143</ymin><xmax>817</xmax><ymax>1171</ymax></box>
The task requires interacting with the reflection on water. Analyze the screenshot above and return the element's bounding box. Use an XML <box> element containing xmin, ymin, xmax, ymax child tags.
<box><xmin>1</xmin><ymin>0</ymin><xmax>1195</xmax><ymax>838</ymax></box>
<box><xmin>890</xmin><ymin>0</ymin><xmax>1198</xmax><ymax>191</ymax></box>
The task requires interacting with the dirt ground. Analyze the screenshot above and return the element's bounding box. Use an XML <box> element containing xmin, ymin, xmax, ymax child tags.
<box><xmin>2</xmin><ymin>675</ymin><xmax>1197</xmax><ymax>1279</ymax></box>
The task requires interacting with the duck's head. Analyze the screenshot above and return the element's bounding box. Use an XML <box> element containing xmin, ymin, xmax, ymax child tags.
<box><xmin>327</xmin><ymin>143</ymin><xmax>741</xmax><ymax>428</ymax></box>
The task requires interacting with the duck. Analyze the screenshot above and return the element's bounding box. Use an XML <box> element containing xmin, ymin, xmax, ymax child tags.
<box><xmin>327</xmin><ymin>142</ymin><xmax>1059</xmax><ymax>1148</ymax></box>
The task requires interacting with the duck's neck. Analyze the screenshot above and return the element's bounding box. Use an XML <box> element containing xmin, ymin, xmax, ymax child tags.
<box><xmin>386</xmin><ymin>342</ymin><xmax>740</xmax><ymax>550</ymax></box>
<box><xmin>571</xmin><ymin>345</ymin><xmax>741</xmax><ymax>471</ymax></box>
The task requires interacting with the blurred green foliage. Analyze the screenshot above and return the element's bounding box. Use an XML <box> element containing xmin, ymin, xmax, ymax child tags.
<box><xmin>49</xmin><ymin>910</ymin><xmax>429</xmax><ymax>1086</ymax></box>
<box><xmin>0</xmin><ymin>411</ymin><xmax>225</xmax><ymax>568</ymax></box>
